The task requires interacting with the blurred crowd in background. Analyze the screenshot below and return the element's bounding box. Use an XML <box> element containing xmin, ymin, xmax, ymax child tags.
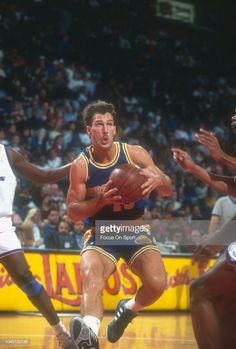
<box><xmin>1</xmin><ymin>0</ymin><xmax>236</xmax><ymax>253</ymax></box>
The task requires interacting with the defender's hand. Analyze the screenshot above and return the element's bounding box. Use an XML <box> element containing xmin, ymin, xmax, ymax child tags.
<box><xmin>195</xmin><ymin>129</ymin><xmax>223</xmax><ymax>161</ymax></box>
<box><xmin>171</xmin><ymin>148</ymin><xmax>195</xmax><ymax>171</ymax></box>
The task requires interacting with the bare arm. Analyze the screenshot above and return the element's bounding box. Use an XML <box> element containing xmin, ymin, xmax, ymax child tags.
<box><xmin>208</xmin><ymin>215</ymin><xmax>220</xmax><ymax>235</ymax></box>
<box><xmin>208</xmin><ymin>172</ymin><xmax>236</xmax><ymax>185</ymax></box>
<box><xmin>171</xmin><ymin>148</ymin><xmax>236</xmax><ymax>196</ymax></box>
<box><xmin>128</xmin><ymin>145</ymin><xmax>172</xmax><ymax>197</ymax></box>
<box><xmin>7</xmin><ymin>147</ymin><xmax>71</xmax><ymax>183</ymax></box>
<box><xmin>67</xmin><ymin>157</ymin><xmax>121</xmax><ymax>222</ymax></box>
<box><xmin>195</xmin><ymin>128</ymin><xmax>236</xmax><ymax>170</ymax></box>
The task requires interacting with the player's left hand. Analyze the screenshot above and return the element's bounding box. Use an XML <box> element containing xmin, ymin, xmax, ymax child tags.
<box><xmin>140</xmin><ymin>168</ymin><xmax>165</xmax><ymax>196</ymax></box>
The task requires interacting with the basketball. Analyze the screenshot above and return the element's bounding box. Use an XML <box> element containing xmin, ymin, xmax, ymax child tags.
<box><xmin>109</xmin><ymin>164</ymin><xmax>146</xmax><ymax>203</ymax></box>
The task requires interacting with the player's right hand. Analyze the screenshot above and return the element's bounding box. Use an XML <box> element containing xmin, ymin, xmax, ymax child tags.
<box><xmin>171</xmin><ymin>148</ymin><xmax>194</xmax><ymax>171</ymax></box>
<box><xmin>100</xmin><ymin>179</ymin><xmax>122</xmax><ymax>205</ymax></box>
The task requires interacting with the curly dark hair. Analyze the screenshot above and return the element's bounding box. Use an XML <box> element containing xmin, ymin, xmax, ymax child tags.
<box><xmin>82</xmin><ymin>100</ymin><xmax>117</xmax><ymax>127</ymax></box>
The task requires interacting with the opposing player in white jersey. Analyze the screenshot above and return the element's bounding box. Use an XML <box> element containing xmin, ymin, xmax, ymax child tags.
<box><xmin>171</xmin><ymin>114</ymin><xmax>236</xmax><ymax>349</ymax></box>
<box><xmin>0</xmin><ymin>144</ymin><xmax>76</xmax><ymax>349</ymax></box>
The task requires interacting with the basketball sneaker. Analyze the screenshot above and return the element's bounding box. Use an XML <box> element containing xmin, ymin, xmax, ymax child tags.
<box><xmin>70</xmin><ymin>316</ymin><xmax>99</xmax><ymax>349</ymax></box>
<box><xmin>225</xmin><ymin>241</ymin><xmax>236</xmax><ymax>266</ymax></box>
<box><xmin>56</xmin><ymin>331</ymin><xmax>77</xmax><ymax>349</ymax></box>
<box><xmin>107</xmin><ymin>299</ymin><xmax>137</xmax><ymax>343</ymax></box>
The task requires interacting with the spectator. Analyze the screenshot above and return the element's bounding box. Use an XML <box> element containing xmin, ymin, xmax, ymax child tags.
<box><xmin>57</xmin><ymin>220</ymin><xmax>77</xmax><ymax>250</ymax></box>
<box><xmin>202</xmin><ymin>187</ymin><xmax>218</xmax><ymax>218</ymax></box>
<box><xmin>208</xmin><ymin>195</ymin><xmax>236</xmax><ymax>235</ymax></box>
<box><xmin>72</xmin><ymin>221</ymin><xmax>86</xmax><ymax>250</ymax></box>
<box><xmin>20</xmin><ymin>208</ymin><xmax>44</xmax><ymax>248</ymax></box>
<box><xmin>47</xmin><ymin>149</ymin><xmax>62</xmax><ymax>168</ymax></box>
<box><xmin>42</xmin><ymin>208</ymin><xmax>60</xmax><ymax>249</ymax></box>
<box><xmin>190</xmin><ymin>205</ymin><xmax>203</xmax><ymax>221</ymax></box>
<box><xmin>40</xmin><ymin>194</ymin><xmax>52</xmax><ymax>220</ymax></box>
<box><xmin>182</xmin><ymin>228</ymin><xmax>203</xmax><ymax>253</ymax></box>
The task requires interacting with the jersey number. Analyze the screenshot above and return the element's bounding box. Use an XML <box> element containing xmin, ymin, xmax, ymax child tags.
<box><xmin>113</xmin><ymin>202</ymin><xmax>135</xmax><ymax>212</ymax></box>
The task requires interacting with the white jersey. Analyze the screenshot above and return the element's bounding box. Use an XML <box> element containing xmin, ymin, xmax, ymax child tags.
<box><xmin>0</xmin><ymin>145</ymin><xmax>17</xmax><ymax>217</ymax></box>
<box><xmin>212</xmin><ymin>195</ymin><xmax>236</xmax><ymax>227</ymax></box>
<box><xmin>0</xmin><ymin>145</ymin><xmax>21</xmax><ymax>257</ymax></box>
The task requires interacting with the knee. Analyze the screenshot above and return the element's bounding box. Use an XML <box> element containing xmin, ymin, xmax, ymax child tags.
<box><xmin>82</xmin><ymin>265</ymin><xmax>106</xmax><ymax>293</ymax></box>
<box><xmin>144</xmin><ymin>273</ymin><xmax>167</xmax><ymax>296</ymax></box>
<box><xmin>14</xmin><ymin>270</ymin><xmax>43</xmax><ymax>298</ymax></box>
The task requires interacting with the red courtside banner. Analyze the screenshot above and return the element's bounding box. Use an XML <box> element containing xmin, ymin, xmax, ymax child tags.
<box><xmin>0</xmin><ymin>251</ymin><xmax>215</xmax><ymax>312</ymax></box>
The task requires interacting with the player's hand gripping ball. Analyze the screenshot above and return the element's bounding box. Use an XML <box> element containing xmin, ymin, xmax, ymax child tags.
<box><xmin>109</xmin><ymin>164</ymin><xmax>146</xmax><ymax>204</ymax></box>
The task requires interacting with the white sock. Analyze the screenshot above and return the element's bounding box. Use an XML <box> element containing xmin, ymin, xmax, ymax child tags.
<box><xmin>83</xmin><ymin>315</ymin><xmax>100</xmax><ymax>336</ymax></box>
<box><xmin>124</xmin><ymin>298</ymin><xmax>143</xmax><ymax>313</ymax></box>
<box><xmin>52</xmin><ymin>321</ymin><xmax>67</xmax><ymax>336</ymax></box>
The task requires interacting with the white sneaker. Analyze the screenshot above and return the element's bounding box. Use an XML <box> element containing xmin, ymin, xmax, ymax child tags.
<box><xmin>57</xmin><ymin>331</ymin><xmax>77</xmax><ymax>349</ymax></box>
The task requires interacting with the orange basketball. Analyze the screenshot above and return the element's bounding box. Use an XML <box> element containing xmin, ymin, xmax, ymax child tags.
<box><xmin>109</xmin><ymin>164</ymin><xmax>146</xmax><ymax>203</ymax></box>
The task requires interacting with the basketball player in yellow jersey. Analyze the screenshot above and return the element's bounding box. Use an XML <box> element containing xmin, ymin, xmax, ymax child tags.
<box><xmin>67</xmin><ymin>100</ymin><xmax>172</xmax><ymax>349</ymax></box>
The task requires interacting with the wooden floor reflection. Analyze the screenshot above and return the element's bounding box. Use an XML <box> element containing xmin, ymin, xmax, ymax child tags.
<box><xmin>0</xmin><ymin>312</ymin><xmax>198</xmax><ymax>349</ymax></box>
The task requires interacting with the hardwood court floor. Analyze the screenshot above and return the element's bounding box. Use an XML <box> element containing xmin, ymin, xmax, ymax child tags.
<box><xmin>0</xmin><ymin>312</ymin><xmax>198</xmax><ymax>349</ymax></box>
